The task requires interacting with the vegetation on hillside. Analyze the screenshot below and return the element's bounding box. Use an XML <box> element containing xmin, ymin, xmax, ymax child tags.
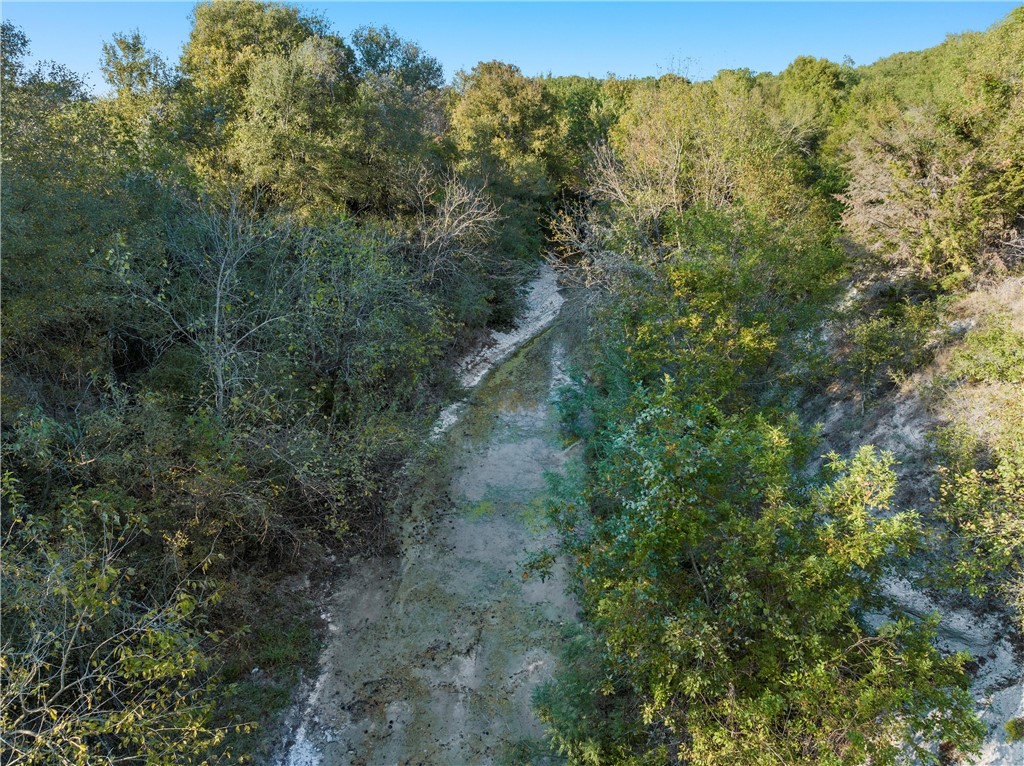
<box><xmin>1</xmin><ymin>3</ymin><xmax>1021</xmax><ymax>763</ymax></box>
<box><xmin>1</xmin><ymin>2</ymin><xmax>563</xmax><ymax>758</ymax></box>
<box><xmin>534</xmin><ymin>8</ymin><xmax>1023</xmax><ymax>765</ymax></box>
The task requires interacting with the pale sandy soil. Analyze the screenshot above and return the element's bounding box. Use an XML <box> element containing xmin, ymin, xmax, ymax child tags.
<box><xmin>280</xmin><ymin>270</ymin><xmax>576</xmax><ymax>766</ymax></box>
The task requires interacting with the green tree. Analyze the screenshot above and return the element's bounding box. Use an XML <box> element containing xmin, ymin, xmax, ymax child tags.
<box><xmin>1</xmin><ymin>20</ymin><xmax>29</xmax><ymax>83</ymax></box>
<box><xmin>540</xmin><ymin>391</ymin><xmax>983</xmax><ymax>765</ymax></box>
<box><xmin>98</xmin><ymin>30</ymin><xmax>179</xmax><ymax>173</ymax></box>
<box><xmin>229</xmin><ymin>36</ymin><xmax>356</xmax><ymax>212</ymax></box>
<box><xmin>179</xmin><ymin>0</ymin><xmax>348</xmax><ymax>184</ymax></box>
<box><xmin>449</xmin><ymin>60</ymin><xmax>558</xmax><ymax>271</ymax></box>
<box><xmin>1</xmin><ymin>474</ymin><xmax>226</xmax><ymax>765</ymax></box>
<box><xmin>180</xmin><ymin>0</ymin><xmax>335</xmax><ymax>113</ymax></box>
<box><xmin>775</xmin><ymin>56</ymin><xmax>856</xmax><ymax>150</ymax></box>
<box><xmin>544</xmin><ymin>75</ymin><xmax>614</xmax><ymax>189</ymax></box>
<box><xmin>101</xmin><ymin>29</ymin><xmax>171</xmax><ymax>99</ymax></box>
<box><xmin>605</xmin><ymin>72</ymin><xmax>815</xmax><ymax>227</ymax></box>
<box><xmin>836</xmin><ymin>8</ymin><xmax>1024</xmax><ymax>285</ymax></box>
<box><xmin>106</xmin><ymin>192</ymin><xmax>295</xmax><ymax>418</ymax></box>
<box><xmin>1</xmin><ymin>23</ymin><xmax>156</xmax><ymax>417</ymax></box>
<box><xmin>450</xmin><ymin>60</ymin><xmax>556</xmax><ymax>195</ymax></box>
<box><xmin>228</xmin><ymin>24</ymin><xmax>446</xmax><ymax>215</ymax></box>
<box><xmin>341</xmin><ymin>26</ymin><xmax>447</xmax><ymax>213</ymax></box>
<box><xmin>350</xmin><ymin>25</ymin><xmax>443</xmax><ymax>92</ymax></box>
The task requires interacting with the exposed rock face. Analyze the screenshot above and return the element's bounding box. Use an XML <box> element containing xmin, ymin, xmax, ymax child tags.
<box><xmin>814</xmin><ymin>277</ymin><xmax>1024</xmax><ymax>765</ymax></box>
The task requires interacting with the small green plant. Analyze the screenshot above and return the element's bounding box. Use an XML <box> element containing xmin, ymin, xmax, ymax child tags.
<box><xmin>847</xmin><ymin>300</ymin><xmax>939</xmax><ymax>400</ymax></box>
<box><xmin>522</xmin><ymin>548</ymin><xmax>557</xmax><ymax>582</ymax></box>
<box><xmin>1006</xmin><ymin>717</ymin><xmax>1024</xmax><ymax>742</ymax></box>
<box><xmin>949</xmin><ymin>313</ymin><xmax>1024</xmax><ymax>384</ymax></box>
<box><xmin>215</xmin><ymin>595</ymin><xmax>319</xmax><ymax>759</ymax></box>
<box><xmin>467</xmin><ymin>498</ymin><xmax>497</xmax><ymax>518</ymax></box>
<box><xmin>929</xmin><ymin>424</ymin><xmax>981</xmax><ymax>474</ymax></box>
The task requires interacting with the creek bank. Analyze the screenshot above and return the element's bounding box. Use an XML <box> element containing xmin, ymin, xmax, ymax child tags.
<box><xmin>811</xmin><ymin>305</ymin><xmax>1024</xmax><ymax>765</ymax></box>
<box><xmin>433</xmin><ymin>265</ymin><xmax>563</xmax><ymax>437</ymax></box>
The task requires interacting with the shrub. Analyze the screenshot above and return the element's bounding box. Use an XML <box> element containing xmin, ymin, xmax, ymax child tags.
<box><xmin>0</xmin><ymin>473</ymin><xmax>227</xmax><ymax>764</ymax></box>
<box><xmin>948</xmin><ymin>313</ymin><xmax>1024</xmax><ymax>384</ymax></box>
<box><xmin>847</xmin><ymin>300</ymin><xmax>939</xmax><ymax>399</ymax></box>
<box><xmin>1006</xmin><ymin>717</ymin><xmax>1024</xmax><ymax>742</ymax></box>
<box><xmin>929</xmin><ymin>425</ymin><xmax>1024</xmax><ymax>624</ymax></box>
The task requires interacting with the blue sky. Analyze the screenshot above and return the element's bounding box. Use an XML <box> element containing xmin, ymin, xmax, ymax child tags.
<box><xmin>3</xmin><ymin>2</ymin><xmax>1018</xmax><ymax>93</ymax></box>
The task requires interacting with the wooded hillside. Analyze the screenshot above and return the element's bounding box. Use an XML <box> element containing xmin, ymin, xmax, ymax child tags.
<box><xmin>2</xmin><ymin>4</ymin><xmax>1021</xmax><ymax>763</ymax></box>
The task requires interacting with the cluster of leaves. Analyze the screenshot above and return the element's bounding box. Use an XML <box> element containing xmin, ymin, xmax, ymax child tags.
<box><xmin>1007</xmin><ymin>717</ymin><xmax>1024</xmax><ymax>742</ymax></box>
<box><xmin>947</xmin><ymin>312</ymin><xmax>1024</xmax><ymax>385</ymax></box>
<box><xmin>931</xmin><ymin>429</ymin><xmax>1024</xmax><ymax>621</ymax></box>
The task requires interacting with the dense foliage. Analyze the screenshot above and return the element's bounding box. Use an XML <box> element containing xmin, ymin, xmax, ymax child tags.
<box><xmin>2</xmin><ymin>3</ymin><xmax>1021</xmax><ymax>763</ymax></box>
<box><xmin>1</xmin><ymin>3</ymin><xmax>558</xmax><ymax>759</ymax></box>
<box><xmin>537</xmin><ymin>198</ymin><xmax>983</xmax><ymax>765</ymax></box>
<box><xmin>534</xmin><ymin>8</ymin><xmax>1022</xmax><ymax>765</ymax></box>
<box><xmin>835</xmin><ymin>8</ymin><xmax>1024</xmax><ymax>286</ymax></box>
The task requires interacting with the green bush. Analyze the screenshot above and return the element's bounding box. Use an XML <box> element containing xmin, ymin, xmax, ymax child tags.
<box><xmin>929</xmin><ymin>424</ymin><xmax>1024</xmax><ymax>624</ymax></box>
<box><xmin>949</xmin><ymin>313</ymin><xmax>1024</xmax><ymax>384</ymax></box>
<box><xmin>545</xmin><ymin>378</ymin><xmax>984</xmax><ymax>764</ymax></box>
<box><xmin>847</xmin><ymin>300</ymin><xmax>939</xmax><ymax>399</ymax></box>
<box><xmin>0</xmin><ymin>473</ymin><xmax>227</xmax><ymax>764</ymax></box>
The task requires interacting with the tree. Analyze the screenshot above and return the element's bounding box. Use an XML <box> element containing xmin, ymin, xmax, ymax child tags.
<box><xmin>101</xmin><ymin>30</ymin><xmax>171</xmax><ymax>99</ymax></box>
<box><xmin>106</xmin><ymin>192</ymin><xmax>295</xmax><ymax>418</ymax></box>
<box><xmin>180</xmin><ymin>0</ymin><xmax>337</xmax><ymax>113</ymax></box>
<box><xmin>539</xmin><ymin>93</ymin><xmax>979</xmax><ymax>760</ymax></box>
<box><xmin>1</xmin><ymin>475</ymin><xmax>226</xmax><ymax>765</ymax></box>
<box><xmin>1</xmin><ymin>23</ymin><xmax>148</xmax><ymax>418</ymax></box>
<box><xmin>540</xmin><ymin>392</ymin><xmax>984</xmax><ymax>765</ymax></box>
<box><xmin>774</xmin><ymin>56</ymin><xmax>855</xmax><ymax>151</ymax></box>
<box><xmin>450</xmin><ymin>60</ymin><xmax>556</xmax><ymax>193</ymax></box>
<box><xmin>228</xmin><ymin>24</ymin><xmax>447</xmax><ymax>215</ymax></box>
<box><xmin>350</xmin><ymin>25</ymin><xmax>443</xmax><ymax>93</ymax></box>
<box><xmin>98</xmin><ymin>30</ymin><xmax>179</xmax><ymax>173</ymax></box>
<box><xmin>605</xmin><ymin>72</ymin><xmax>814</xmax><ymax>228</ymax></box>
<box><xmin>835</xmin><ymin>7</ymin><xmax>1023</xmax><ymax>285</ymax></box>
<box><xmin>449</xmin><ymin>61</ymin><xmax>558</xmax><ymax>267</ymax></box>
<box><xmin>339</xmin><ymin>26</ymin><xmax>447</xmax><ymax>213</ymax></box>
<box><xmin>229</xmin><ymin>36</ymin><xmax>356</xmax><ymax>212</ymax></box>
<box><xmin>178</xmin><ymin>0</ymin><xmax>350</xmax><ymax>184</ymax></box>
<box><xmin>543</xmin><ymin>75</ymin><xmax>614</xmax><ymax>190</ymax></box>
<box><xmin>1</xmin><ymin>20</ymin><xmax>29</xmax><ymax>83</ymax></box>
<box><xmin>840</xmin><ymin>102</ymin><xmax>989</xmax><ymax>284</ymax></box>
<box><xmin>402</xmin><ymin>170</ymin><xmax>506</xmax><ymax>327</ymax></box>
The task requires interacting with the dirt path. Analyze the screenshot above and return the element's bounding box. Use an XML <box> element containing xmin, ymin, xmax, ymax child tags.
<box><xmin>281</xmin><ymin>272</ymin><xmax>577</xmax><ymax>765</ymax></box>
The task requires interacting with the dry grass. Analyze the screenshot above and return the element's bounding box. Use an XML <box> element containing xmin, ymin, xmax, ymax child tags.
<box><xmin>928</xmin><ymin>275</ymin><xmax>1024</xmax><ymax>450</ymax></box>
<box><xmin>948</xmin><ymin>275</ymin><xmax>1024</xmax><ymax>328</ymax></box>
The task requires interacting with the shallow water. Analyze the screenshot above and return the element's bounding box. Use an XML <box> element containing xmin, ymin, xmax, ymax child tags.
<box><xmin>283</xmin><ymin>293</ymin><xmax>578</xmax><ymax>765</ymax></box>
